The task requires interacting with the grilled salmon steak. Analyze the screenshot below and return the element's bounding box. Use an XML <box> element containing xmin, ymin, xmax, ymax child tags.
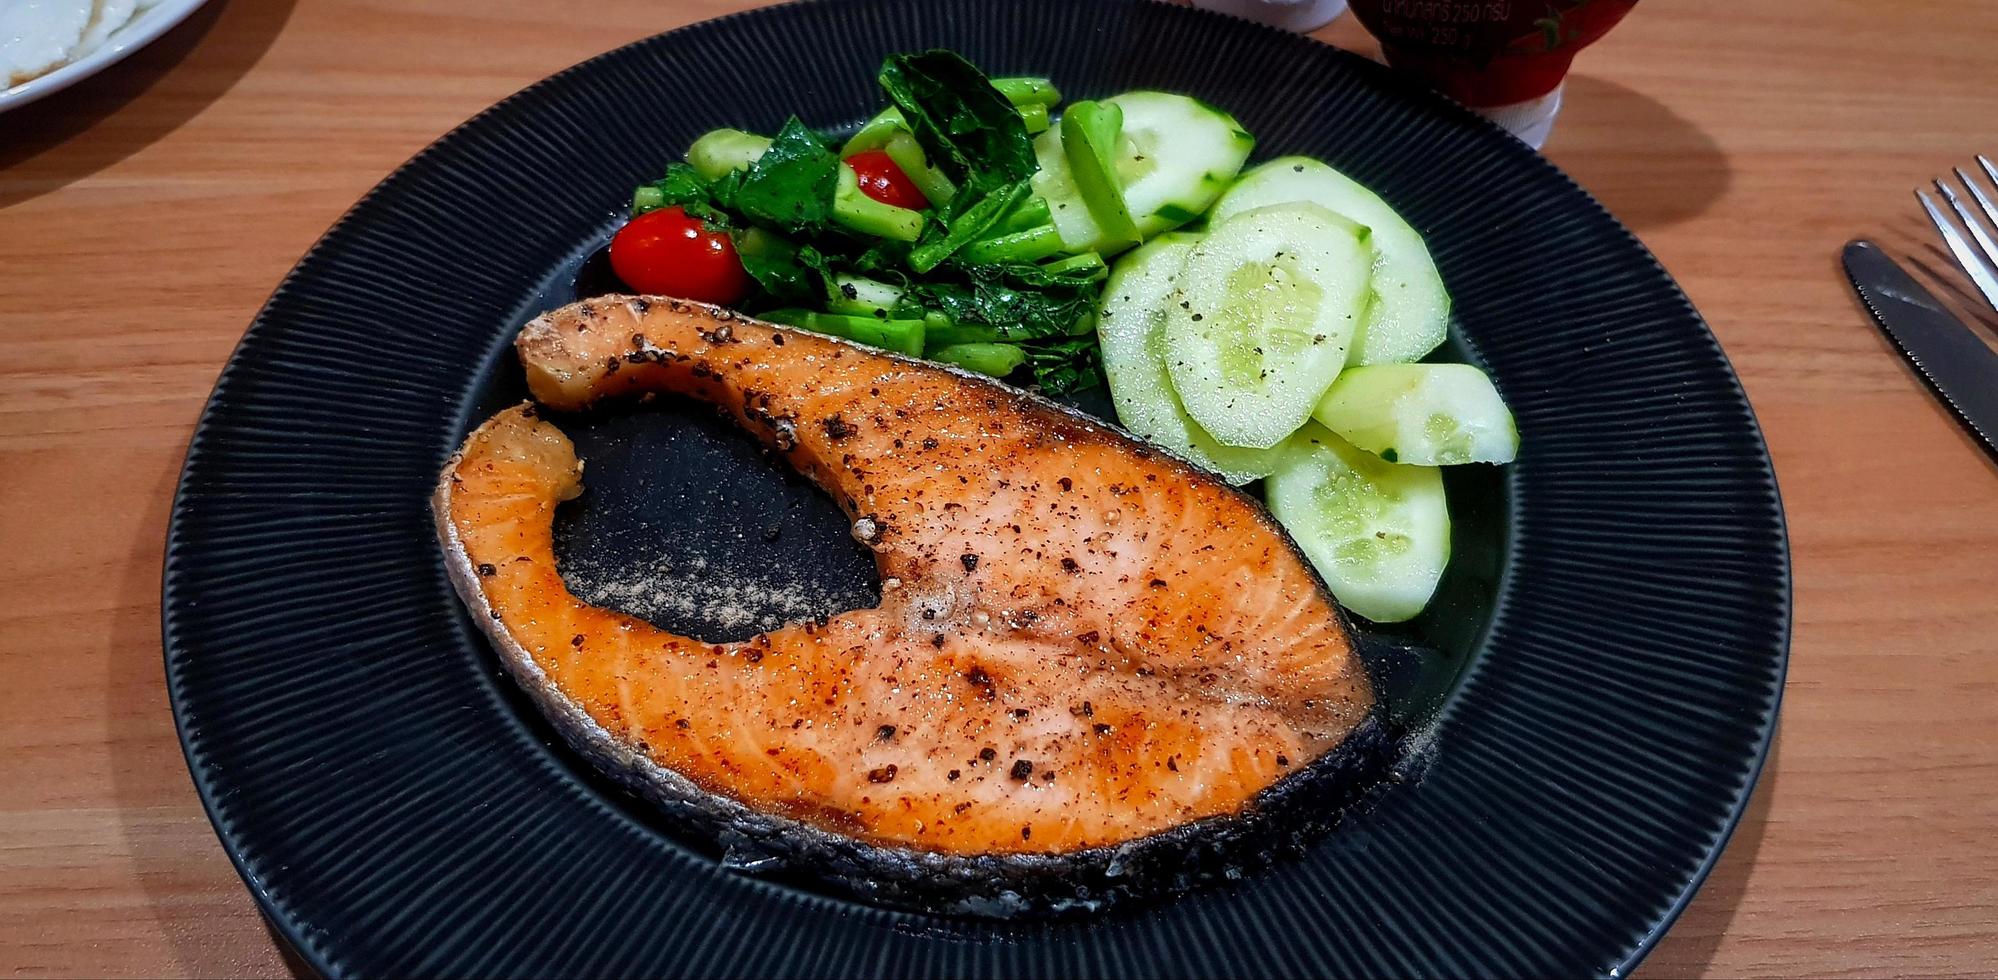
<box><xmin>435</xmin><ymin>296</ymin><xmax>1381</xmax><ymax>905</ymax></box>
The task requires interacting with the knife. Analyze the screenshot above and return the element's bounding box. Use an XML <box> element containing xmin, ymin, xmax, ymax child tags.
<box><xmin>1843</xmin><ymin>239</ymin><xmax>1998</xmax><ymax>460</ymax></box>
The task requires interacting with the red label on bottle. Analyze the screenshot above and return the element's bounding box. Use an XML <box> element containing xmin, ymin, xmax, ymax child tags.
<box><xmin>1347</xmin><ymin>0</ymin><xmax>1638</xmax><ymax>106</ymax></box>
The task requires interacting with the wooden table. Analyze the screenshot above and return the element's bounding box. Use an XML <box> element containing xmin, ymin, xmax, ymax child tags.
<box><xmin>4</xmin><ymin>1</ymin><xmax>1995</xmax><ymax>976</ymax></box>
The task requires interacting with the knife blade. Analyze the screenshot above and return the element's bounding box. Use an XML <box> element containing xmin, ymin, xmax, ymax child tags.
<box><xmin>1843</xmin><ymin>239</ymin><xmax>1998</xmax><ymax>460</ymax></box>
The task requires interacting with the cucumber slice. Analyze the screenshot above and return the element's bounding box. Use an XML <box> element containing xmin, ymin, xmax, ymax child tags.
<box><xmin>1314</xmin><ymin>363</ymin><xmax>1519</xmax><ymax>465</ymax></box>
<box><xmin>1162</xmin><ymin>203</ymin><xmax>1371</xmax><ymax>449</ymax></box>
<box><xmin>1098</xmin><ymin>233</ymin><xmax>1285</xmax><ymax>484</ymax></box>
<box><xmin>686</xmin><ymin>128</ymin><xmax>772</xmax><ymax>181</ymax></box>
<box><xmin>1213</xmin><ymin>157</ymin><xmax>1450</xmax><ymax>366</ymax></box>
<box><xmin>1105</xmin><ymin>91</ymin><xmax>1255</xmax><ymax>237</ymax></box>
<box><xmin>1266</xmin><ymin>424</ymin><xmax>1451</xmax><ymax>623</ymax></box>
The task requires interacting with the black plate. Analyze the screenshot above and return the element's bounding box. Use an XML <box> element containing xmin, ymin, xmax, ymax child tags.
<box><xmin>164</xmin><ymin>1</ymin><xmax>1789</xmax><ymax>975</ymax></box>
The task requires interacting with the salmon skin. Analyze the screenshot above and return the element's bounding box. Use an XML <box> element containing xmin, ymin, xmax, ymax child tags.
<box><xmin>435</xmin><ymin>295</ymin><xmax>1396</xmax><ymax>915</ymax></box>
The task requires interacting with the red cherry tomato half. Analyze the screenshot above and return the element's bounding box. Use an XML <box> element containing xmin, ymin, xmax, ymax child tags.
<box><xmin>609</xmin><ymin>206</ymin><xmax>751</xmax><ymax>305</ymax></box>
<box><xmin>844</xmin><ymin>150</ymin><xmax>929</xmax><ymax>211</ymax></box>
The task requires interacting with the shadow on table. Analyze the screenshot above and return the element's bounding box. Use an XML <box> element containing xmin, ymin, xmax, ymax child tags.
<box><xmin>0</xmin><ymin>0</ymin><xmax>297</xmax><ymax>209</ymax></box>
<box><xmin>1640</xmin><ymin>729</ymin><xmax>1782</xmax><ymax>977</ymax></box>
<box><xmin>1551</xmin><ymin>74</ymin><xmax>1732</xmax><ymax>232</ymax></box>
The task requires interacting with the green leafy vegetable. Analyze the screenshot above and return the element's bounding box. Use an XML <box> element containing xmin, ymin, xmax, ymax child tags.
<box><xmin>731</xmin><ymin>228</ymin><xmax>823</xmax><ymax>306</ymax></box>
<box><xmin>900</xmin><ymin>259</ymin><xmax>1104</xmax><ymax>392</ymax></box>
<box><xmin>731</xmin><ymin>117</ymin><xmax>840</xmax><ymax>233</ymax></box>
<box><xmin>1019</xmin><ymin>334</ymin><xmax>1102</xmax><ymax>395</ymax></box>
<box><xmin>877</xmin><ymin>50</ymin><xmax>1035</xmax><ymax>197</ymax></box>
<box><xmin>632</xmin><ymin>163</ymin><xmax>731</xmax><ymax>223</ymax></box>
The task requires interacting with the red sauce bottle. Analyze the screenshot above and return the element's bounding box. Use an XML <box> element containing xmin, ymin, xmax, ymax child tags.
<box><xmin>1344</xmin><ymin>0</ymin><xmax>1639</xmax><ymax>145</ymax></box>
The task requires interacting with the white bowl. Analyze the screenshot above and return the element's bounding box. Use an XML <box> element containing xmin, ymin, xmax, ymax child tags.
<box><xmin>0</xmin><ymin>0</ymin><xmax>212</xmax><ymax>114</ymax></box>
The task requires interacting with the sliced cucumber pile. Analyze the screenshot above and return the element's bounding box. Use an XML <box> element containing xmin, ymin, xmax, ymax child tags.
<box><xmin>1163</xmin><ymin>203</ymin><xmax>1370</xmax><ymax>449</ymax></box>
<box><xmin>1090</xmin><ymin>138</ymin><xmax>1506</xmax><ymax>623</ymax></box>
<box><xmin>1213</xmin><ymin>157</ymin><xmax>1450</xmax><ymax>367</ymax></box>
<box><xmin>1099</xmin><ymin>234</ymin><xmax>1286</xmax><ymax>484</ymax></box>
<box><xmin>1266</xmin><ymin>425</ymin><xmax>1451</xmax><ymax>624</ymax></box>
<box><xmin>1314</xmin><ymin>363</ymin><xmax>1519</xmax><ymax>465</ymax></box>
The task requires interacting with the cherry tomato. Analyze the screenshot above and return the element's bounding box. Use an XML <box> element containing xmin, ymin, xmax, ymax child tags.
<box><xmin>609</xmin><ymin>206</ymin><xmax>750</xmax><ymax>305</ymax></box>
<box><xmin>844</xmin><ymin>150</ymin><xmax>929</xmax><ymax>211</ymax></box>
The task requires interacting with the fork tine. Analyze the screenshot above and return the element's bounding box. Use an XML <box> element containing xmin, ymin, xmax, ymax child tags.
<box><xmin>1979</xmin><ymin>154</ymin><xmax>1998</xmax><ymax>191</ymax></box>
<box><xmin>1959</xmin><ymin>164</ymin><xmax>1998</xmax><ymax>243</ymax></box>
<box><xmin>1919</xmin><ymin>189</ymin><xmax>1998</xmax><ymax>312</ymax></box>
<box><xmin>1942</xmin><ymin>170</ymin><xmax>1998</xmax><ymax>264</ymax></box>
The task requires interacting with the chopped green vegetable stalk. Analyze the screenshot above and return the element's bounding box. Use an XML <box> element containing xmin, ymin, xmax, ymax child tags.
<box><xmin>922</xmin><ymin>317</ymin><xmax>1000</xmax><ymax>347</ymax></box>
<box><xmin>832</xmin><ymin>163</ymin><xmax>925</xmax><ymax>242</ymax></box>
<box><xmin>631</xmin><ymin>185</ymin><xmax>667</xmax><ymax>213</ymax></box>
<box><xmin>686</xmin><ymin>128</ymin><xmax>772</xmax><ymax>181</ymax></box>
<box><xmin>1019</xmin><ymin>103</ymin><xmax>1050</xmax><ymax>134</ymax></box>
<box><xmin>842</xmin><ymin>107</ymin><xmax>906</xmax><ymax>154</ymax></box>
<box><xmin>909</xmin><ymin>181</ymin><xmax>1031</xmax><ymax>272</ymax></box>
<box><xmin>759</xmin><ymin>308</ymin><xmax>927</xmax><ymax>356</ymax></box>
<box><xmin>930</xmin><ymin>342</ymin><xmax>1028</xmax><ymax>377</ymax></box>
<box><xmin>1059</xmin><ymin>100</ymin><xmax>1140</xmax><ymax>251</ymax></box>
<box><xmin>827</xmin><ymin>274</ymin><xmax>905</xmax><ymax>316</ymax></box>
<box><xmin>1038</xmin><ymin>251</ymin><xmax>1107</xmax><ymax>281</ymax></box>
<box><xmin>881</xmin><ymin>132</ymin><xmax>956</xmax><ymax>206</ymax></box>
<box><xmin>994</xmin><ymin>195</ymin><xmax>1053</xmax><ymax>235</ymax></box>
<box><xmin>958</xmin><ymin>223</ymin><xmax>1066</xmax><ymax>264</ymax></box>
<box><xmin>992</xmin><ymin>76</ymin><xmax>1061</xmax><ymax>107</ymax></box>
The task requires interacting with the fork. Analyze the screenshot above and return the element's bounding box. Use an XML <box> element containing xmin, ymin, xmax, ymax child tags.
<box><xmin>1918</xmin><ymin>155</ymin><xmax>1998</xmax><ymax>313</ymax></box>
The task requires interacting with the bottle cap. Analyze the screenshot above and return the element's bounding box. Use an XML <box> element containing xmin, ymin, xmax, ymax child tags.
<box><xmin>1475</xmin><ymin>82</ymin><xmax>1564</xmax><ymax>150</ymax></box>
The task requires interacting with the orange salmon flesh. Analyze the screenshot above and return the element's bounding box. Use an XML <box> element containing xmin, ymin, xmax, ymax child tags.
<box><xmin>435</xmin><ymin>296</ymin><xmax>1373</xmax><ymax>855</ymax></box>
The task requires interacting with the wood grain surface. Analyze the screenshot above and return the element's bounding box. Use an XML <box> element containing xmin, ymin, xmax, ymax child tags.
<box><xmin>3</xmin><ymin>1</ymin><xmax>1995</xmax><ymax>976</ymax></box>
